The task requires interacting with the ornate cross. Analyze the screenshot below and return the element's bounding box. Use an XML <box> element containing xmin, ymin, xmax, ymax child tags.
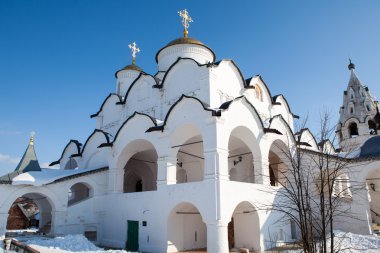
<box><xmin>128</xmin><ymin>42</ymin><xmax>140</xmax><ymax>64</ymax></box>
<box><xmin>178</xmin><ymin>9</ymin><xmax>193</xmax><ymax>37</ymax></box>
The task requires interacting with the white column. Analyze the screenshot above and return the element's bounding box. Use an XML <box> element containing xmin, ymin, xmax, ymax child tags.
<box><xmin>204</xmin><ymin>148</ymin><xmax>229</xmax><ymax>181</ymax></box>
<box><xmin>206</xmin><ymin>220</ymin><xmax>229</xmax><ymax>253</ymax></box>
<box><xmin>52</xmin><ymin>211</ymin><xmax>67</xmax><ymax>236</ymax></box>
<box><xmin>157</xmin><ymin>156</ymin><xmax>177</xmax><ymax>186</ymax></box>
<box><xmin>107</xmin><ymin>168</ymin><xmax>124</xmax><ymax>193</ymax></box>
<box><xmin>254</xmin><ymin>157</ymin><xmax>270</xmax><ymax>185</ymax></box>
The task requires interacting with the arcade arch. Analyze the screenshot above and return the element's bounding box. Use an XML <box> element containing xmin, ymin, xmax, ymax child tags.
<box><xmin>6</xmin><ymin>193</ymin><xmax>54</xmax><ymax>234</ymax></box>
<box><xmin>167</xmin><ymin>202</ymin><xmax>207</xmax><ymax>252</ymax></box>
<box><xmin>171</xmin><ymin>124</ymin><xmax>205</xmax><ymax>184</ymax></box>
<box><xmin>228</xmin><ymin>127</ymin><xmax>257</xmax><ymax>183</ymax></box>
<box><xmin>123</xmin><ymin>140</ymin><xmax>158</xmax><ymax>193</ymax></box>
<box><xmin>228</xmin><ymin>201</ymin><xmax>260</xmax><ymax>251</ymax></box>
<box><xmin>268</xmin><ymin>140</ymin><xmax>289</xmax><ymax>187</ymax></box>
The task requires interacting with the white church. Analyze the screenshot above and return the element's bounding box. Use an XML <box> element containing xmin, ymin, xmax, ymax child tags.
<box><xmin>1</xmin><ymin>9</ymin><xmax>380</xmax><ymax>253</ymax></box>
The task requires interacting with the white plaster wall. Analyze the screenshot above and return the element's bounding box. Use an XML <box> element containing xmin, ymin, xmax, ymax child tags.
<box><xmin>157</xmin><ymin>44</ymin><xmax>214</xmax><ymax>72</ymax></box>
<box><xmin>208</xmin><ymin>61</ymin><xmax>244</xmax><ymax>107</ymax></box>
<box><xmin>98</xmin><ymin>95</ymin><xmax>122</xmax><ymax>136</ymax></box>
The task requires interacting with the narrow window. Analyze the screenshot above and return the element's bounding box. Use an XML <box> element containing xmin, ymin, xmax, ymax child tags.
<box><xmin>349</xmin><ymin>123</ymin><xmax>358</xmax><ymax>138</ymax></box>
<box><xmin>290</xmin><ymin>220</ymin><xmax>297</xmax><ymax>239</ymax></box>
<box><xmin>255</xmin><ymin>84</ymin><xmax>263</xmax><ymax>101</ymax></box>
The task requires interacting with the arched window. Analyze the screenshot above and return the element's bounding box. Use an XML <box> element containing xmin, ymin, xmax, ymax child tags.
<box><xmin>369</xmin><ymin>120</ymin><xmax>376</xmax><ymax>135</ymax></box>
<box><xmin>255</xmin><ymin>84</ymin><xmax>263</xmax><ymax>101</ymax></box>
<box><xmin>68</xmin><ymin>183</ymin><xmax>92</xmax><ymax>206</ymax></box>
<box><xmin>349</xmin><ymin>123</ymin><xmax>358</xmax><ymax>138</ymax></box>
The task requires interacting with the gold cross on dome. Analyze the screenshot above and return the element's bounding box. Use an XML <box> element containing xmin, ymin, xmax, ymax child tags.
<box><xmin>178</xmin><ymin>9</ymin><xmax>193</xmax><ymax>37</ymax></box>
<box><xmin>128</xmin><ymin>42</ymin><xmax>140</xmax><ymax>64</ymax></box>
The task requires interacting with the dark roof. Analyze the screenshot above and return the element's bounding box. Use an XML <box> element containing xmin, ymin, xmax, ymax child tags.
<box><xmin>0</xmin><ymin>141</ymin><xmax>41</xmax><ymax>183</ymax></box>
<box><xmin>360</xmin><ymin>136</ymin><xmax>380</xmax><ymax>158</ymax></box>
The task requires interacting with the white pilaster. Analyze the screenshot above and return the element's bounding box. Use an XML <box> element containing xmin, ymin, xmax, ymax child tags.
<box><xmin>206</xmin><ymin>220</ymin><xmax>229</xmax><ymax>253</ymax></box>
<box><xmin>254</xmin><ymin>157</ymin><xmax>270</xmax><ymax>185</ymax></box>
<box><xmin>204</xmin><ymin>148</ymin><xmax>229</xmax><ymax>181</ymax></box>
<box><xmin>157</xmin><ymin>156</ymin><xmax>177</xmax><ymax>186</ymax></box>
<box><xmin>107</xmin><ymin>168</ymin><xmax>124</xmax><ymax>193</ymax></box>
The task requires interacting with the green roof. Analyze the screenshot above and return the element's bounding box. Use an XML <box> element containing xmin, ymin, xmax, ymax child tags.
<box><xmin>0</xmin><ymin>140</ymin><xmax>41</xmax><ymax>183</ymax></box>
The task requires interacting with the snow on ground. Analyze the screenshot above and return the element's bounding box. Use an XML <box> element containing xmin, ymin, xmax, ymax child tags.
<box><xmin>286</xmin><ymin>230</ymin><xmax>380</xmax><ymax>252</ymax></box>
<box><xmin>7</xmin><ymin>230</ymin><xmax>380</xmax><ymax>253</ymax></box>
<box><xmin>6</xmin><ymin>228</ymin><xmax>38</xmax><ymax>233</ymax></box>
<box><xmin>23</xmin><ymin>234</ymin><xmax>136</xmax><ymax>253</ymax></box>
<box><xmin>332</xmin><ymin>230</ymin><xmax>380</xmax><ymax>253</ymax></box>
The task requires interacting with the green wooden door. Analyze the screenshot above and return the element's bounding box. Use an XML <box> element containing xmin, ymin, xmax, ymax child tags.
<box><xmin>126</xmin><ymin>220</ymin><xmax>139</xmax><ymax>251</ymax></box>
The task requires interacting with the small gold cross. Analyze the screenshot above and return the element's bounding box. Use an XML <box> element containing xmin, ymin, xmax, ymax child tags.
<box><xmin>178</xmin><ymin>9</ymin><xmax>193</xmax><ymax>37</ymax></box>
<box><xmin>128</xmin><ymin>42</ymin><xmax>140</xmax><ymax>65</ymax></box>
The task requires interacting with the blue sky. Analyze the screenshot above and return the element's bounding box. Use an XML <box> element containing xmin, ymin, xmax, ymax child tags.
<box><xmin>0</xmin><ymin>1</ymin><xmax>380</xmax><ymax>174</ymax></box>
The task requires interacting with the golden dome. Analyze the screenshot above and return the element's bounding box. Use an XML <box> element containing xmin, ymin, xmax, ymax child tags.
<box><xmin>115</xmin><ymin>63</ymin><xmax>142</xmax><ymax>78</ymax></box>
<box><xmin>166</xmin><ymin>37</ymin><xmax>205</xmax><ymax>47</ymax></box>
<box><xmin>155</xmin><ymin>37</ymin><xmax>216</xmax><ymax>63</ymax></box>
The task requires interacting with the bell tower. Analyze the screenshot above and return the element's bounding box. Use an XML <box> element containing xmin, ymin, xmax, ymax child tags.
<box><xmin>337</xmin><ymin>60</ymin><xmax>380</xmax><ymax>151</ymax></box>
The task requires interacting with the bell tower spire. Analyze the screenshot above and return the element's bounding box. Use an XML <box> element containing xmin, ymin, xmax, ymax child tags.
<box><xmin>337</xmin><ymin>60</ymin><xmax>379</xmax><ymax>151</ymax></box>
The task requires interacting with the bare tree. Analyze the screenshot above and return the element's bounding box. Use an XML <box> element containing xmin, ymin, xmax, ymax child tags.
<box><xmin>263</xmin><ymin>111</ymin><xmax>364</xmax><ymax>253</ymax></box>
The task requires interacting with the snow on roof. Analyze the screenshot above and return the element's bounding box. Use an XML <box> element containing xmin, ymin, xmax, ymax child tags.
<box><xmin>12</xmin><ymin>167</ymin><xmax>107</xmax><ymax>187</ymax></box>
<box><xmin>336</xmin><ymin>147</ymin><xmax>362</xmax><ymax>159</ymax></box>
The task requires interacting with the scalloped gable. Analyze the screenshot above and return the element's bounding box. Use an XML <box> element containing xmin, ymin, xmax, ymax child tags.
<box><xmin>80</xmin><ymin>129</ymin><xmax>111</xmax><ymax>157</ymax></box>
<box><xmin>269</xmin><ymin>115</ymin><xmax>296</xmax><ymax>144</ymax></box>
<box><xmin>211</xmin><ymin>59</ymin><xmax>246</xmax><ymax>88</ymax></box>
<box><xmin>147</xmin><ymin>95</ymin><xmax>219</xmax><ymax>132</ymax></box>
<box><xmin>49</xmin><ymin>140</ymin><xmax>82</xmax><ymax>166</ymax></box>
<box><xmin>153</xmin><ymin>58</ymin><xmax>209</xmax><ymax>89</ymax></box>
<box><xmin>208</xmin><ymin>60</ymin><xmax>248</xmax><ymax>106</ymax></box>
<box><xmin>103</xmin><ymin>112</ymin><xmax>158</xmax><ymax>147</ymax></box>
<box><xmin>296</xmin><ymin>128</ymin><xmax>319</xmax><ymax>150</ymax></box>
<box><xmin>119</xmin><ymin>72</ymin><xmax>159</xmax><ymax>104</ymax></box>
<box><xmin>272</xmin><ymin>94</ymin><xmax>299</xmax><ymax>119</ymax></box>
<box><xmin>218</xmin><ymin>96</ymin><xmax>265</xmax><ymax>130</ymax></box>
<box><xmin>91</xmin><ymin>93</ymin><xmax>122</xmax><ymax>118</ymax></box>
<box><xmin>245</xmin><ymin>75</ymin><xmax>274</xmax><ymax>105</ymax></box>
<box><xmin>318</xmin><ymin>139</ymin><xmax>336</xmax><ymax>154</ymax></box>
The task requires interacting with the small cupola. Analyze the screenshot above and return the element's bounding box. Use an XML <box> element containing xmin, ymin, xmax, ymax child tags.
<box><xmin>156</xmin><ymin>9</ymin><xmax>216</xmax><ymax>72</ymax></box>
<box><xmin>115</xmin><ymin>42</ymin><xmax>143</xmax><ymax>78</ymax></box>
<box><xmin>348</xmin><ymin>58</ymin><xmax>355</xmax><ymax>70</ymax></box>
<box><xmin>115</xmin><ymin>42</ymin><xmax>143</xmax><ymax>96</ymax></box>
